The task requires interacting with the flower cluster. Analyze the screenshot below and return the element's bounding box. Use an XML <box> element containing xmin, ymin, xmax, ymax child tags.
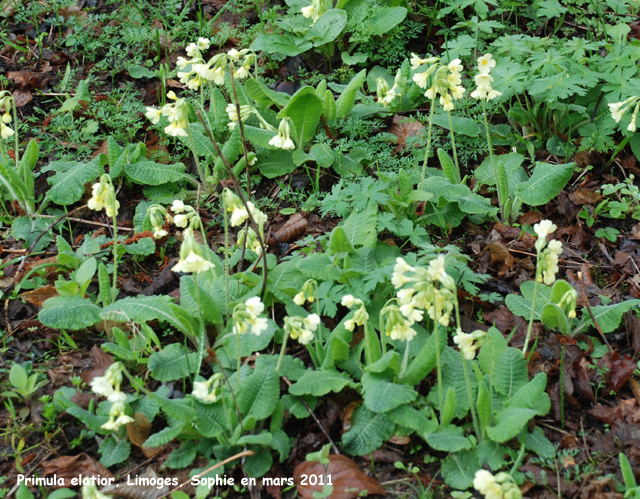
<box><xmin>147</xmin><ymin>204</ymin><xmax>174</xmax><ymax>239</ymax></box>
<box><xmin>453</xmin><ymin>328</ymin><xmax>487</xmax><ymax>360</ymax></box>
<box><xmin>294</xmin><ymin>279</ymin><xmax>317</xmax><ymax>306</ymax></box>
<box><xmin>284</xmin><ymin>314</ymin><xmax>321</xmax><ymax>345</ymax></box>
<box><xmin>145</xmin><ymin>91</ymin><xmax>189</xmax><ymax>137</ymax></box>
<box><xmin>413</xmin><ymin>57</ymin><xmax>465</xmax><ymax>111</ymax></box>
<box><xmin>558</xmin><ymin>287</ymin><xmax>578</xmax><ymax>319</ymax></box>
<box><xmin>376</xmin><ymin>69</ymin><xmax>404</xmax><ymax>108</ymax></box>
<box><xmin>226</xmin><ymin>103</ymin><xmax>253</xmax><ymax>130</ymax></box>
<box><xmin>192</xmin><ymin>373</ymin><xmax>223</xmax><ymax>403</ymax></box>
<box><xmin>474</xmin><ymin>470</ymin><xmax>522</xmax><ymax>499</ymax></box>
<box><xmin>534</xmin><ymin>220</ymin><xmax>563</xmax><ymax>285</ymax></box>
<box><xmin>0</xmin><ymin>92</ymin><xmax>14</xmax><ymax>140</ymax></box>
<box><xmin>269</xmin><ymin>118</ymin><xmax>295</xmax><ymax>150</ymax></box>
<box><xmin>470</xmin><ymin>54</ymin><xmax>502</xmax><ymax>101</ymax></box>
<box><xmin>232</xmin><ymin>296</ymin><xmax>269</xmax><ymax>336</ymax></box>
<box><xmin>609</xmin><ymin>96</ymin><xmax>640</xmax><ymax>132</ymax></box>
<box><xmin>172</xmin><ymin>220</ymin><xmax>215</xmax><ymax>274</ymax></box>
<box><xmin>90</xmin><ymin>363</ymin><xmax>134</xmax><ymax>432</ymax></box>
<box><xmin>301</xmin><ymin>0</ymin><xmax>329</xmax><ymax>23</ymax></box>
<box><xmin>381</xmin><ymin>303</ymin><xmax>417</xmax><ymax>342</ymax></box>
<box><xmin>341</xmin><ymin>295</ymin><xmax>369</xmax><ymax>331</ymax></box>
<box><xmin>88</xmin><ymin>174</ymin><xmax>119</xmax><ymax>217</ymax></box>
<box><xmin>392</xmin><ymin>256</ymin><xmax>456</xmax><ymax>328</ymax></box>
<box><xmin>223</xmin><ymin>189</ymin><xmax>268</xmax><ymax>255</ymax></box>
<box><xmin>82</xmin><ymin>482</ymin><xmax>111</xmax><ymax>499</ymax></box>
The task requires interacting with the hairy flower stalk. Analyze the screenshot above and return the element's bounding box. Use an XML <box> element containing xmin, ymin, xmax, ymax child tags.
<box><xmin>89</xmin><ymin>174</ymin><xmax>119</xmax><ymax>301</ymax></box>
<box><xmin>523</xmin><ymin>220</ymin><xmax>563</xmax><ymax>355</ymax></box>
<box><xmin>609</xmin><ymin>96</ymin><xmax>640</xmax><ymax>132</ymax></box>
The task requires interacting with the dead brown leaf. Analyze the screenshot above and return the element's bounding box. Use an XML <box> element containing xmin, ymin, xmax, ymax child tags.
<box><xmin>79</xmin><ymin>345</ymin><xmax>114</xmax><ymax>385</ymax></box>
<box><xmin>102</xmin><ymin>467</ymin><xmax>170</xmax><ymax>499</ymax></box>
<box><xmin>7</xmin><ymin>71</ymin><xmax>53</xmax><ymax>90</ymax></box>
<box><xmin>41</xmin><ymin>453</ymin><xmax>114</xmax><ymax>488</ymax></box>
<box><xmin>579</xmin><ymin>476</ymin><xmax>623</xmax><ymax>499</ymax></box>
<box><xmin>483</xmin><ymin>242</ymin><xmax>515</xmax><ymax>275</ymax></box>
<box><xmin>13</xmin><ymin>90</ymin><xmax>32</xmax><ymax>107</ymax></box>
<box><xmin>568</xmin><ymin>187</ymin><xmax>602</xmax><ymax>205</ymax></box>
<box><xmin>20</xmin><ymin>285</ymin><xmax>59</xmax><ymax>307</ymax></box>
<box><xmin>272</xmin><ymin>213</ymin><xmax>307</xmax><ymax>245</ymax></box>
<box><xmin>389</xmin><ymin>115</ymin><xmax>423</xmax><ymax>153</ymax></box>
<box><xmin>294</xmin><ymin>455</ymin><xmax>385</xmax><ymax>499</ymax></box>
<box><xmin>590</xmin><ymin>399</ymin><xmax>640</xmax><ymax>425</ymax></box>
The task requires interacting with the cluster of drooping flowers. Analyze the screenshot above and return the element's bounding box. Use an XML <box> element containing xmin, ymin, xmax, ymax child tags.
<box><xmin>392</xmin><ymin>256</ymin><xmax>456</xmax><ymax>328</ymax></box>
<box><xmin>89</xmin><ymin>174</ymin><xmax>119</xmax><ymax>217</ymax></box>
<box><xmin>534</xmin><ymin>220</ymin><xmax>564</xmax><ymax>285</ymax></box>
<box><xmin>294</xmin><ymin>279</ymin><xmax>317</xmax><ymax>306</ymax></box>
<box><xmin>90</xmin><ymin>363</ymin><xmax>134</xmax><ymax>432</ymax></box>
<box><xmin>232</xmin><ymin>296</ymin><xmax>269</xmax><ymax>336</ymax></box>
<box><xmin>474</xmin><ymin>470</ymin><xmax>522</xmax><ymax>499</ymax></box>
<box><xmin>147</xmin><ymin>204</ymin><xmax>174</xmax><ymax>239</ymax></box>
<box><xmin>175</xmin><ymin>39</ymin><xmax>257</xmax><ymax>90</ymax></box>
<box><xmin>0</xmin><ymin>92</ymin><xmax>14</xmax><ymax>140</ymax></box>
<box><xmin>381</xmin><ymin>302</ymin><xmax>417</xmax><ymax>342</ymax></box>
<box><xmin>341</xmin><ymin>295</ymin><xmax>369</xmax><ymax>331</ymax></box>
<box><xmin>609</xmin><ymin>96</ymin><xmax>640</xmax><ymax>132</ymax></box>
<box><xmin>284</xmin><ymin>314</ymin><xmax>321</xmax><ymax>345</ymax></box>
<box><xmin>470</xmin><ymin>54</ymin><xmax>502</xmax><ymax>101</ymax></box>
<box><xmin>376</xmin><ymin>69</ymin><xmax>405</xmax><ymax>108</ymax></box>
<box><xmin>453</xmin><ymin>328</ymin><xmax>487</xmax><ymax>360</ymax></box>
<box><xmin>269</xmin><ymin>117</ymin><xmax>295</xmax><ymax>150</ymax></box>
<box><xmin>170</xmin><ymin>200</ymin><xmax>216</xmax><ymax>274</ymax></box>
<box><xmin>225</xmin><ymin>103</ymin><xmax>274</xmax><ymax>132</ymax></box>
<box><xmin>223</xmin><ymin>189</ymin><xmax>268</xmax><ymax>255</ymax></box>
<box><xmin>192</xmin><ymin>373</ymin><xmax>223</xmax><ymax>403</ymax></box>
<box><xmin>412</xmin><ymin>55</ymin><xmax>465</xmax><ymax>111</ymax></box>
<box><xmin>145</xmin><ymin>91</ymin><xmax>190</xmax><ymax>137</ymax></box>
<box><xmin>301</xmin><ymin>0</ymin><xmax>330</xmax><ymax>23</ymax></box>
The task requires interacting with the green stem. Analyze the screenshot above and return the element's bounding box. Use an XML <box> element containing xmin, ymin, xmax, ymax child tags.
<box><xmin>447</xmin><ymin>110</ymin><xmax>461</xmax><ymax>183</ymax></box>
<box><xmin>522</xmin><ymin>265</ymin><xmax>541</xmax><ymax>355</ymax></box>
<box><xmin>223</xmin><ymin>198</ymin><xmax>230</xmax><ymax>320</ymax></box>
<box><xmin>276</xmin><ymin>329</ymin><xmax>289</xmax><ymax>373</ymax></box>
<box><xmin>400</xmin><ymin>339</ymin><xmax>411</xmax><ymax>378</ymax></box>
<box><xmin>419</xmin><ymin>96</ymin><xmax>437</xmax><ymax>190</ymax></box>
<box><xmin>111</xmin><ymin>203</ymin><xmax>118</xmax><ymax>303</ymax></box>
<box><xmin>461</xmin><ymin>354</ymin><xmax>481</xmax><ymax>441</ymax></box>
<box><xmin>482</xmin><ymin>99</ymin><xmax>503</xmax><ymax>219</ymax></box>
<box><xmin>11</xmin><ymin>95</ymin><xmax>19</xmax><ymax>170</ymax></box>
<box><xmin>185</xmin><ymin>121</ymin><xmax>206</xmax><ymax>188</ymax></box>
<box><xmin>312</xmin><ymin>281</ymin><xmax>324</xmax><ymax>365</ymax></box>
<box><xmin>235</xmin><ymin>322</ymin><xmax>241</xmax><ymax>394</ymax></box>
<box><xmin>193</xmin><ymin>272</ymin><xmax>206</xmax><ymax>379</ymax></box>
<box><xmin>432</xmin><ymin>287</ymin><xmax>443</xmax><ymax>413</ymax></box>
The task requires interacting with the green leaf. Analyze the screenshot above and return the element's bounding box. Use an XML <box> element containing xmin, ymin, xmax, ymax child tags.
<box><xmin>243</xmin><ymin>446</ymin><xmax>273</xmax><ymax>478</ymax></box>
<box><xmin>487</xmin><ymin>408</ymin><xmax>539</xmax><ymax>442</ymax></box>
<box><xmin>237</xmin><ymin>366</ymin><xmax>280</xmax><ymax>420</ymax></box>
<box><xmin>424</xmin><ymin>425</ymin><xmax>472</xmax><ymax>452</ymax></box>
<box><xmin>477</xmin><ymin>440</ymin><xmax>509</xmax><ymax>471</ymax></box>
<box><xmin>165</xmin><ymin>441</ymin><xmax>198</xmax><ymax>469</ymax></box>
<box><xmin>336</xmin><ymin>69</ymin><xmax>367</xmax><ymax>120</ymax></box>
<box><xmin>256</xmin><ymin>149</ymin><xmax>297</xmax><ymax>178</ymax></box>
<box><xmin>475</xmin><ymin>153</ymin><xmax>526</xmax><ymax>196</ymax></box>
<box><xmin>128</xmin><ymin>64</ymin><xmax>156</xmax><ymax>79</ymax></box>
<box><xmin>361</xmin><ymin>7</ymin><xmax>407</xmax><ymax>36</ymax></box>
<box><xmin>506</xmin><ymin>373</ymin><xmax>548</xmax><ymax>410</ymax></box>
<box><xmin>440</xmin><ymin>387</ymin><xmax>457</xmax><ymax>427</ymax></box>
<box><xmin>438</xmin><ymin>148</ymin><xmax>460</xmax><ymax>184</ymax></box>
<box><xmin>340</xmin><ymin>206</ymin><xmax>377</xmax><ymax>247</ymax></box>
<box><xmin>574</xmin><ymin>299</ymin><xmax>640</xmax><ymax>335</ymax></box>
<box><xmin>250</xmin><ymin>34</ymin><xmax>312</xmax><ymax>57</ymax></box>
<box><xmin>277</xmin><ymin>86</ymin><xmax>322</xmax><ymax>148</ymax></box>
<box><xmin>148</xmin><ymin>344</ymin><xmax>198</xmax><ymax>382</ymax></box>
<box><xmin>525</xmin><ymin>426</ymin><xmax>555</xmax><ymax>458</ymax></box>
<box><xmin>194</xmin><ymin>400</ymin><xmax>230</xmax><ymax>437</ymax></box>
<box><xmin>289</xmin><ymin>369</ymin><xmax>351</xmax><ymax>396</ymax></box>
<box><xmin>245</xmin><ymin>78</ymin><xmax>290</xmax><ymax>107</ymax></box>
<box><xmin>66</xmin><ymin>405</ymin><xmax>109</xmax><ymax>433</ymax></box>
<box><xmin>124</xmin><ymin>161</ymin><xmax>189</xmax><ymax>186</ymax></box>
<box><xmin>441</xmin><ymin>450</ymin><xmax>480</xmax><ymax>490</ymax></box>
<box><xmin>477</xmin><ymin>380</ymin><xmax>492</xmax><ymax>433</ymax></box>
<box><xmin>44</xmin><ymin>154</ymin><xmax>105</xmax><ymax>206</ymax></box>
<box><xmin>221</xmin><ymin>320</ymin><xmax>277</xmax><ymax>359</ymax></box>
<box><xmin>386</xmin><ymin>405</ymin><xmax>437</xmax><ymax>434</ymax></box>
<box><xmin>145</xmin><ymin>422</ymin><xmax>185</xmax><ymax>447</ymax></box>
<box><xmin>305</xmin><ymin>9</ymin><xmax>347</xmax><ymax>47</ymax></box>
<box><xmin>342</xmin><ymin>405</ymin><xmax>394</xmax><ymax>455</ymax></box>
<box><xmin>478</xmin><ymin>327</ymin><xmax>508</xmax><ymax>378</ymax></box>
<box><xmin>493</xmin><ymin>348</ymin><xmax>529</xmax><ymax>398</ymax></box>
<box><xmin>47</xmin><ymin>489</ymin><xmax>77</xmax><ymax>499</ymax></box>
<box><xmin>39</xmin><ymin>296</ymin><xmax>101</xmax><ymax>330</ymax></box>
<box><xmin>515</xmin><ymin>162</ymin><xmax>574</xmax><ymax>206</ymax></box>
<box><xmin>11</xmin><ymin>217</ymin><xmax>52</xmax><ymax>252</ymax></box>
<box><xmin>342</xmin><ymin>52</ymin><xmax>368</xmax><ymax>65</ymax></box>
<box><xmin>16</xmin><ymin>484</ymin><xmax>34</xmax><ymax>499</ymax></box>
<box><xmin>123</xmin><ymin>237</ymin><xmax>155</xmax><ymax>256</ymax></box>
<box><xmin>505</xmin><ymin>280</ymin><xmax>553</xmax><ymax>321</ymax></box>
<box><xmin>9</xmin><ymin>364</ymin><xmax>28</xmax><ymax>391</ymax></box>
<box><xmin>157</xmin><ymin>396</ymin><xmax>197</xmax><ymax>423</ymax></box>
<box><xmin>180</xmin><ymin>275</ymin><xmax>224</xmax><ymax>325</ymax></box>
<box><xmin>398</xmin><ymin>328</ymin><xmax>446</xmax><ymax>386</ymax></box>
<box><xmin>361</xmin><ymin>372</ymin><xmax>417</xmax><ymax>413</ymax></box>
<box><xmin>432</xmin><ymin>114</ymin><xmax>480</xmax><ymax>137</ymax></box>
<box><xmin>329</xmin><ymin>226</ymin><xmax>356</xmax><ymax>255</ymax></box>
<box><xmin>99</xmin><ymin>437</ymin><xmax>130</xmax><ymax>467</ymax></box>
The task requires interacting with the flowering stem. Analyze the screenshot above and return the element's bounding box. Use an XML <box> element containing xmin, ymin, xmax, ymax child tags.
<box><xmin>185</xmin><ymin>121</ymin><xmax>206</xmax><ymax>188</ymax></box>
<box><xmin>522</xmin><ymin>264</ymin><xmax>541</xmax><ymax>355</ymax></box>
<box><xmin>111</xmin><ymin>199</ymin><xmax>118</xmax><ymax>303</ymax></box>
<box><xmin>193</xmin><ymin>272</ymin><xmax>206</xmax><ymax>380</ymax></box>
<box><xmin>11</xmin><ymin>95</ymin><xmax>19</xmax><ymax>170</ymax></box>
<box><xmin>482</xmin><ymin>99</ymin><xmax>503</xmax><ymax>219</ymax></box>
<box><xmin>235</xmin><ymin>325</ymin><xmax>241</xmax><ymax>394</ymax></box>
<box><xmin>432</xmin><ymin>286</ymin><xmax>444</xmax><ymax>414</ymax></box>
<box><xmin>419</xmin><ymin>96</ymin><xmax>437</xmax><ymax>191</ymax></box>
<box><xmin>400</xmin><ymin>339</ymin><xmax>410</xmax><ymax>378</ymax></box>
<box><xmin>276</xmin><ymin>329</ymin><xmax>289</xmax><ymax>373</ymax></box>
<box><xmin>446</xmin><ymin>110</ymin><xmax>461</xmax><ymax>183</ymax></box>
<box><xmin>228</xmin><ymin>64</ymin><xmax>252</xmax><ymax>199</ymax></box>
<box><xmin>312</xmin><ymin>281</ymin><xmax>325</xmax><ymax>365</ymax></box>
<box><xmin>223</xmin><ymin>198</ymin><xmax>230</xmax><ymax>319</ymax></box>
<box><xmin>461</xmin><ymin>355</ymin><xmax>481</xmax><ymax>442</ymax></box>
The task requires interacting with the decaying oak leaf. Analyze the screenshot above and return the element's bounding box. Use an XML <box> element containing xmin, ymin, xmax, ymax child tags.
<box><xmin>269</xmin><ymin>213</ymin><xmax>307</xmax><ymax>245</ymax></box>
<box><xmin>20</xmin><ymin>285</ymin><xmax>59</xmax><ymax>306</ymax></box>
<box><xmin>389</xmin><ymin>115</ymin><xmax>423</xmax><ymax>154</ymax></box>
<box><xmin>102</xmin><ymin>467</ymin><xmax>171</xmax><ymax>499</ymax></box>
<box><xmin>294</xmin><ymin>454</ymin><xmax>385</xmax><ymax>499</ymax></box>
<box><xmin>80</xmin><ymin>345</ymin><xmax>114</xmax><ymax>385</ymax></box>
<box><xmin>127</xmin><ymin>412</ymin><xmax>165</xmax><ymax>457</ymax></box>
<box><xmin>41</xmin><ymin>453</ymin><xmax>114</xmax><ymax>488</ymax></box>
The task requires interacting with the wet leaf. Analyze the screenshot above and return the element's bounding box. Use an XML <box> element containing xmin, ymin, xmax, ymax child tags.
<box><xmin>271</xmin><ymin>213</ymin><xmax>308</xmax><ymax>245</ymax></box>
<box><xmin>20</xmin><ymin>285</ymin><xmax>59</xmax><ymax>307</ymax></box>
<box><xmin>294</xmin><ymin>454</ymin><xmax>385</xmax><ymax>499</ymax></box>
<box><xmin>42</xmin><ymin>453</ymin><xmax>114</xmax><ymax>488</ymax></box>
